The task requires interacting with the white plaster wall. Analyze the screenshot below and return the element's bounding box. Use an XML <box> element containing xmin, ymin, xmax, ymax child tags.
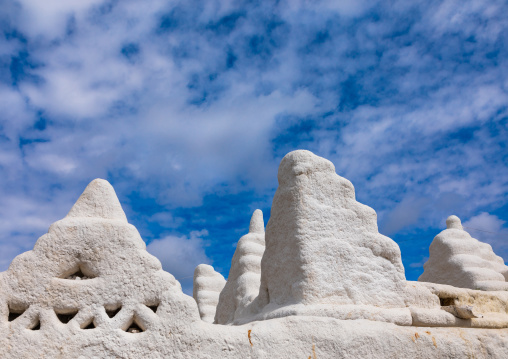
<box><xmin>1</xmin><ymin>154</ymin><xmax>508</xmax><ymax>358</ymax></box>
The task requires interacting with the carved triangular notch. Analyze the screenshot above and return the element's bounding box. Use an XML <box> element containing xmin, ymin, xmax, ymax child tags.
<box><xmin>61</xmin><ymin>263</ymin><xmax>97</xmax><ymax>280</ymax></box>
<box><xmin>55</xmin><ymin>309</ymin><xmax>78</xmax><ymax>324</ymax></box>
<box><xmin>8</xmin><ymin>311</ymin><xmax>23</xmax><ymax>322</ymax></box>
<box><xmin>125</xmin><ymin>317</ymin><xmax>145</xmax><ymax>334</ymax></box>
<box><xmin>29</xmin><ymin>317</ymin><xmax>41</xmax><ymax>331</ymax></box>
<box><xmin>84</xmin><ymin>322</ymin><xmax>96</xmax><ymax>329</ymax></box>
<box><xmin>146</xmin><ymin>303</ymin><xmax>159</xmax><ymax>313</ymax></box>
<box><xmin>67</xmin><ymin>268</ymin><xmax>87</xmax><ymax>280</ymax></box>
<box><xmin>105</xmin><ymin>306</ymin><xmax>122</xmax><ymax>318</ymax></box>
<box><xmin>8</xmin><ymin>304</ymin><xmax>28</xmax><ymax>322</ymax></box>
<box><xmin>81</xmin><ymin>319</ymin><xmax>96</xmax><ymax>330</ymax></box>
<box><xmin>60</xmin><ymin>263</ymin><xmax>97</xmax><ymax>280</ymax></box>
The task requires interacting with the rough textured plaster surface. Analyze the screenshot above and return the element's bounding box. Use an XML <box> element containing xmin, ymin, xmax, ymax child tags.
<box><xmin>249</xmin><ymin>150</ymin><xmax>414</xmax><ymax>325</ymax></box>
<box><xmin>1</xmin><ymin>152</ymin><xmax>508</xmax><ymax>358</ymax></box>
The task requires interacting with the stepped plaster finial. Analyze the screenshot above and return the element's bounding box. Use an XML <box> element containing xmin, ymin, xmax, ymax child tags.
<box><xmin>419</xmin><ymin>215</ymin><xmax>508</xmax><ymax>290</ymax></box>
<box><xmin>193</xmin><ymin>264</ymin><xmax>226</xmax><ymax>323</ymax></box>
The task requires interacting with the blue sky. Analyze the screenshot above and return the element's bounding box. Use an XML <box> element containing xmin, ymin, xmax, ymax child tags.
<box><xmin>1</xmin><ymin>0</ymin><xmax>507</xmax><ymax>293</ymax></box>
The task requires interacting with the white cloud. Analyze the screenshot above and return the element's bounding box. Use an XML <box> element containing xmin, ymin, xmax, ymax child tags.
<box><xmin>409</xmin><ymin>256</ymin><xmax>428</xmax><ymax>269</ymax></box>
<box><xmin>424</xmin><ymin>0</ymin><xmax>506</xmax><ymax>41</ymax></box>
<box><xmin>283</xmin><ymin>0</ymin><xmax>377</xmax><ymax>16</ymax></box>
<box><xmin>0</xmin><ymin>85</ymin><xmax>35</xmax><ymax>139</ymax></box>
<box><xmin>16</xmin><ymin>0</ymin><xmax>105</xmax><ymax>38</ymax></box>
<box><xmin>146</xmin><ymin>229</ymin><xmax>212</xmax><ymax>294</ymax></box>
<box><xmin>381</xmin><ymin>197</ymin><xmax>430</xmax><ymax>235</ymax></box>
<box><xmin>463</xmin><ymin>213</ymin><xmax>508</xmax><ymax>261</ymax></box>
<box><xmin>0</xmin><ymin>0</ymin><xmax>507</xmax><ymax>283</ymax></box>
<box><xmin>25</xmin><ymin>152</ymin><xmax>77</xmax><ymax>174</ymax></box>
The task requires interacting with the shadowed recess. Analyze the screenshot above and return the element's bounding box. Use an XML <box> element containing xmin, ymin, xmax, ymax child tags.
<box><xmin>82</xmin><ymin>319</ymin><xmax>96</xmax><ymax>330</ymax></box>
<box><xmin>29</xmin><ymin>317</ymin><xmax>40</xmax><ymax>330</ymax></box>
<box><xmin>8</xmin><ymin>304</ymin><xmax>28</xmax><ymax>322</ymax></box>
<box><xmin>105</xmin><ymin>306</ymin><xmax>122</xmax><ymax>318</ymax></box>
<box><xmin>146</xmin><ymin>304</ymin><xmax>159</xmax><ymax>313</ymax></box>
<box><xmin>55</xmin><ymin>309</ymin><xmax>78</xmax><ymax>324</ymax></box>
<box><xmin>125</xmin><ymin>318</ymin><xmax>144</xmax><ymax>333</ymax></box>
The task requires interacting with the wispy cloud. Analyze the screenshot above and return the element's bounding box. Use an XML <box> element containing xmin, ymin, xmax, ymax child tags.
<box><xmin>463</xmin><ymin>212</ymin><xmax>508</xmax><ymax>261</ymax></box>
<box><xmin>0</xmin><ymin>0</ymin><xmax>507</xmax><ymax>285</ymax></box>
<box><xmin>146</xmin><ymin>229</ymin><xmax>211</xmax><ymax>294</ymax></box>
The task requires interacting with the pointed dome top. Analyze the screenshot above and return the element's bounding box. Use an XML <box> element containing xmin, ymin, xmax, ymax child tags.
<box><xmin>278</xmin><ymin>150</ymin><xmax>335</xmax><ymax>185</ymax></box>
<box><xmin>66</xmin><ymin>179</ymin><xmax>127</xmax><ymax>222</ymax></box>
<box><xmin>249</xmin><ymin>209</ymin><xmax>264</xmax><ymax>234</ymax></box>
<box><xmin>194</xmin><ymin>264</ymin><xmax>216</xmax><ymax>277</ymax></box>
<box><xmin>446</xmin><ymin>215</ymin><xmax>463</xmax><ymax>230</ymax></box>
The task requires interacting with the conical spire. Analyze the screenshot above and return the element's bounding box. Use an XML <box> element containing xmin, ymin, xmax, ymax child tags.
<box><xmin>256</xmin><ymin>150</ymin><xmax>408</xmax><ymax>322</ymax></box>
<box><xmin>249</xmin><ymin>209</ymin><xmax>264</xmax><ymax>234</ymax></box>
<box><xmin>66</xmin><ymin>179</ymin><xmax>127</xmax><ymax>222</ymax></box>
<box><xmin>215</xmin><ymin>209</ymin><xmax>266</xmax><ymax>324</ymax></box>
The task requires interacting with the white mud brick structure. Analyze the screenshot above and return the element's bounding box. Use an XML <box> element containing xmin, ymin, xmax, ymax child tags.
<box><xmin>1</xmin><ymin>151</ymin><xmax>508</xmax><ymax>358</ymax></box>
<box><xmin>419</xmin><ymin>215</ymin><xmax>508</xmax><ymax>291</ymax></box>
